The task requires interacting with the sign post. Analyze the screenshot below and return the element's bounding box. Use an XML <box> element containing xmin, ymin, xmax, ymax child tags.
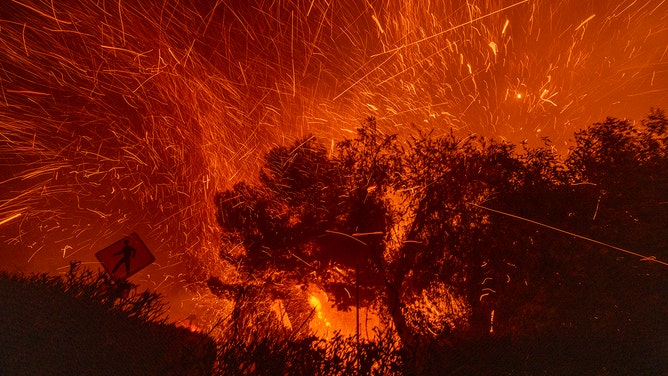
<box><xmin>95</xmin><ymin>233</ymin><xmax>155</xmax><ymax>279</ymax></box>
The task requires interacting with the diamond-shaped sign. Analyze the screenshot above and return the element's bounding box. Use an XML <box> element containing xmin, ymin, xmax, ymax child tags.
<box><xmin>95</xmin><ymin>233</ymin><xmax>155</xmax><ymax>279</ymax></box>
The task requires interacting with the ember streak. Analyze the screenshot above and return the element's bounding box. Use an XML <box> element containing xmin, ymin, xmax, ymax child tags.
<box><xmin>0</xmin><ymin>0</ymin><xmax>665</xmax><ymax>323</ymax></box>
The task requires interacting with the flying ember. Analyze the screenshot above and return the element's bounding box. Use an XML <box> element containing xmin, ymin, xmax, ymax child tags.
<box><xmin>0</xmin><ymin>0</ymin><xmax>666</xmax><ymax>327</ymax></box>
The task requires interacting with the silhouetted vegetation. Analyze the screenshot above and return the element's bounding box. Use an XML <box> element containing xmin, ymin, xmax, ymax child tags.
<box><xmin>214</xmin><ymin>325</ymin><xmax>402</xmax><ymax>375</ymax></box>
<box><xmin>210</xmin><ymin>109</ymin><xmax>667</xmax><ymax>375</ymax></box>
<box><xmin>0</xmin><ymin>263</ymin><xmax>216</xmax><ymax>375</ymax></box>
<box><xmin>4</xmin><ymin>110</ymin><xmax>665</xmax><ymax>375</ymax></box>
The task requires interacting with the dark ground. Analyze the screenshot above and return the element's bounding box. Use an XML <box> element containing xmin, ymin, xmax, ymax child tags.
<box><xmin>0</xmin><ymin>272</ymin><xmax>216</xmax><ymax>376</ymax></box>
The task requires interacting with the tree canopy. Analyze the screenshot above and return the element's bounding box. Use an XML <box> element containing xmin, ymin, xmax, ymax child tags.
<box><xmin>209</xmin><ymin>110</ymin><xmax>668</xmax><ymax>370</ymax></box>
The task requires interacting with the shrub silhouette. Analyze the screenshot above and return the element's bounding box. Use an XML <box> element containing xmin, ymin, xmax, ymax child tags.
<box><xmin>0</xmin><ymin>263</ymin><xmax>216</xmax><ymax>375</ymax></box>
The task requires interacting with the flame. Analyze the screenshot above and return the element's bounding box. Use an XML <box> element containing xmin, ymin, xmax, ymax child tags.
<box><xmin>309</xmin><ymin>294</ymin><xmax>331</xmax><ymax>329</ymax></box>
<box><xmin>0</xmin><ymin>0</ymin><xmax>665</xmax><ymax>330</ymax></box>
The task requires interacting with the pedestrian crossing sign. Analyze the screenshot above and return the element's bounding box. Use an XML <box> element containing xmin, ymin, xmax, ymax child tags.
<box><xmin>95</xmin><ymin>233</ymin><xmax>155</xmax><ymax>279</ymax></box>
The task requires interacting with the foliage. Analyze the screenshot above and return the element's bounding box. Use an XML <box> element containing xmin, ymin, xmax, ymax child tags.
<box><xmin>565</xmin><ymin>109</ymin><xmax>668</xmax><ymax>256</ymax></box>
<box><xmin>207</xmin><ymin>273</ymin><xmax>315</xmax><ymax>337</ymax></box>
<box><xmin>2</xmin><ymin>262</ymin><xmax>168</xmax><ymax>323</ymax></box>
<box><xmin>0</xmin><ymin>264</ymin><xmax>216</xmax><ymax>375</ymax></box>
<box><xmin>211</xmin><ymin>111</ymin><xmax>668</xmax><ymax>374</ymax></box>
<box><xmin>214</xmin><ymin>325</ymin><xmax>403</xmax><ymax>376</ymax></box>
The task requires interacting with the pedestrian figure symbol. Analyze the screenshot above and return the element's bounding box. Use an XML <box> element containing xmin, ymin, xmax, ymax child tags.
<box><xmin>112</xmin><ymin>239</ymin><xmax>136</xmax><ymax>275</ymax></box>
<box><xmin>96</xmin><ymin>233</ymin><xmax>155</xmax><ymax>279</ymax></box>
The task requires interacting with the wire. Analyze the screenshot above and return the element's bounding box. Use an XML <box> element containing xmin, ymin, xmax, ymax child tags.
<box><xmin>468</xmin><ymin>202</ymin><xmax>668</xmax><ymax>268</ymax></box>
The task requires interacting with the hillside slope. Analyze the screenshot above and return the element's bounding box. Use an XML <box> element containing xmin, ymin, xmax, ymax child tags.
<box><xmin>0</xmin><ymin>269</ymin><xmax>216</xmax><ymax>375</ymax></box>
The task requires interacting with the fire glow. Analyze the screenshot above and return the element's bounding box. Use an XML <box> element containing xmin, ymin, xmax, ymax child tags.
<box><xmin>0</xmin><ymin>0</ymin><xmax>666</xmax><ymax>331</ymax></box>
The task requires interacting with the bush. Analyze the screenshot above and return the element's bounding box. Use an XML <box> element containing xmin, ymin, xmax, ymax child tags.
<box><xmin>0</xmin><ymin>263</ymin><xmax>216</xmax><ymax>375</ymax></box>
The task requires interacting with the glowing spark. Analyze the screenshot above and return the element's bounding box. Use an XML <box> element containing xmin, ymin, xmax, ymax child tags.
<box><xmin>488</xmin><ymin>41</ymin><xmax>498</xmax><ymax>56</ymax></box>
<box><xmin>489</xmin><ymin>309</ymin><xmax>495</xmax><ymax>334</ymax></box>
<box><xmin>539</xmin><ymin>89</ymin><xmax>557</xmax><ymax>106</ymax></box>
<box><xmin>501</xmin><ymin>19</ymin><xmax>510</xmax><ymax>34</ymax></box>
<box><xmin>371</xmin><ymin>0</ymin><xmax>529</xmax><ymax>57</ymax></box>
<box><xmin>0</xmin><ymin>213</ymin><xmax>22</xmax><ymax>226</ymax></box>
<box><xmin>11</xmin><ymin>0</ymin><xmax>72</xmax><ymax>24</ymax></box>
<box><xmin>1</xmin><ymin>0</ymin><xmax>665</xmax><ymax>328</ymax></box>
<box><xmin>372</xmin><ymin>14</ymin><xmax>384</xmax><ymax>34</ymax></box>
<box><xmin>575</xmin><ymin>14</ymin><xmax>596</xmax><ymax>31</ymax></box>
<box><xmin>118</xmin><ymin>0</ymin><xmax>125</xmax><ymax>46</ymax></box>
<box><xmin>5</xmin><ymin>90</ymin><xmax>50</xmax><ymax>96</ymax></box>
<box><xmin>469</xmin><ymin>203</ymin><xmax>668</xmax><ymax>267</ymax></box>
<box><xmin>61</xmin><ymin>245</ymin><xmax>73</xmax><ymax>258</ymax></box>
<box><xmin>325</xmin><ymin>230</ymin><xmax>367</xmax><ymax>246</ymax></box>
<box><xmin>332</xmin><ymin>50</ymin><xmax>398</xmax><ymax>101</ymax></box>
<box><xmin>21</xmin><ymin>22</ymin><xmax>28</xmax><ymax>56</ymax></box>
<box><xmin>27</xmin><ymin>245</ymin><xmax>45</xmax><ymax>263</ymax></box>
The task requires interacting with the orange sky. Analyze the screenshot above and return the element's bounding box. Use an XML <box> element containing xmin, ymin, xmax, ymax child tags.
<box><xmin>0</xmin><ymin>0</ymin><xmax>666</xmax><ymax>330</ymax></box>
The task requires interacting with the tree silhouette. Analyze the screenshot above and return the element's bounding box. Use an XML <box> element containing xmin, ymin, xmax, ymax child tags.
<box><xmin>552</xmin><ymin>109</ymin><xmax>668</xmax><ymax>336</ymax></box>
<box><xmin>566</xmin><ymin>109</ymin><xmax>668</xmax><ymax>256</ymax></box>
<box><xmin>212</xmin><ymin>119</ymin><xmax>553</xmax><ymax>347</ymax></box>
<box><xmin>210</xmin><ymin>111</ymin><xmax>668</xmax><ymax>373</ymax></box>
